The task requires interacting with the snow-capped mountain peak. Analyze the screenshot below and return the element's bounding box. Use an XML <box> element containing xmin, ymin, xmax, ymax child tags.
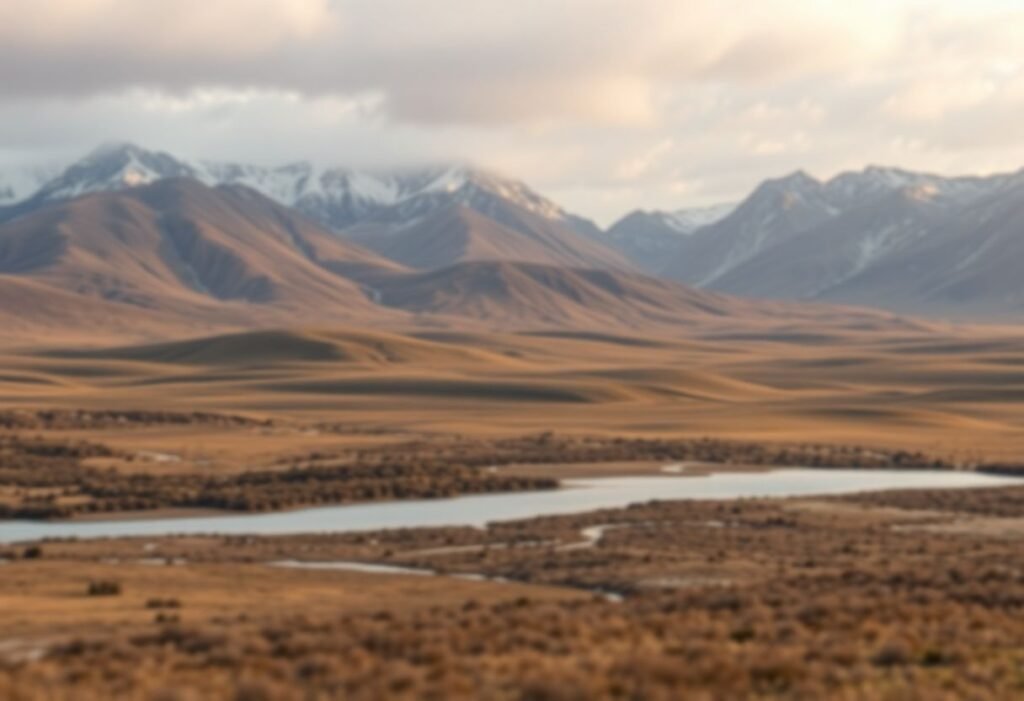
<box><xmin>0</xmin><ymin>145</ymin><xmax>587</xmax><ymax>236</ymax></box>
<box><xmin>33</xmin><ymin>142</ymin><xmax>196</xmax><ymax>202</ymax></box>
<box><xmin>418</xmin><ymin>166</ymin><xmax>571</xmax><ymax>222</ymax></box>
<box><xmin>662</xmin><ymin>203</ymin><xmax>736</xmax><ymax>235</ymax></box>
<box><xmin>822</xmin><ymin>164</ymin><xmax>1024</xmax><ymax>210</ymax></box>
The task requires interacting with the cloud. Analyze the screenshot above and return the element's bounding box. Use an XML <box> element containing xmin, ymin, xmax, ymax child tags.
<box><xmin>0</xmin><ymin>0</ymin><xmax>332</xmax><ymax>52</ymax></box>
<box><xmin>0</xmin><ymin>0</ymin><xmax>905</xmax><ymax>126</ymax></box>
<box><xmin>2</xmin><ymin>1</ymin><xmax>1024</xmax><ymax>225</ymax></box>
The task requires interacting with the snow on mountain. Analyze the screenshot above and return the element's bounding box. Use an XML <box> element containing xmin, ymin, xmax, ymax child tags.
<box><xmin>3</xmin><ymin>144</ymin><xmax>594</xmax><ymax>242</ymax></box>
<box><xmin>596</xmin><ymin>203</ymin><xmax>736</xmax><ymax>272</ymax></box>
<box><xmin>660</xmin><ymin>171</ymin><xmax>841</xmax><ymax>285</ymax></box>
<box><xmin>706</xmin><ymin>186</ymin><xmax>942</xmax><ymax>301</ymax></box>
<box><xmin>10</xmin><ymin>144</ymin><xmax>1024</xmax><ymax>317</ymax></box>
<box><xmin>661</xmin><ymin>165</ymin><xmax>1024</xmax><ymax>290</ymax></box>
<box><xmin>822</xmin><ymin>165</ymin><xmax>1023</xmax><ymax>211</ymax></box>
<box><xmin>661</xmin><ymin>203</ymin><xmax>736</xmax><ymax>235</ymax></box>
<box><xmin>32</xmin><ymin>143</ymin><xmax>198</xmax><ymax>202</ymax></box>
<box><xmin>655</xmin><ymin>163</ymin><xmax>1024</xmax><ymax>317</ymax></box>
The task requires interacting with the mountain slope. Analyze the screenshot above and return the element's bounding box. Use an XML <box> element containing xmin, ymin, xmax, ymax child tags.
<box><xmin>1</xmin><ymin>143</ymin><xmax>619</xmax><ymax>257</ymax></box>
<box><xmin>597</xmin><ymin>204</ymin><xmax>734</xmax><ymax>272</ymax></box>
<box><xmin>660</xmin><ymin>172</ymin><xmax>838</xmax><ymax>284</ymax></box>
<box><xmin>357</xmin><ymin>260</ymin><xmax>735</xmax><ymax>329</ymax></box>
<box><xmin>816</xmin><ymin>182</ymin><xmax>1024</xmax><ymax>315</ymax></box>
<box><xmin>343</xmin><ymin>202</ymin><xmax>633</xmax><ymax>272</ymax></box>
<box><xmin>1</xmin><ymin>173</ymin><xmax>894</xmax><ymax>340</ymax></box>
<box><xmin>657</xmin><ymin>165</ymin><xmax>1024</xmax><ymax>318</ymax></box>
<box><xmin>708</xmin><ymin>186</ymin><xmax>943</xmax><ymax>300</ymax></box>
<box><xmin>342</xmin><ymin>259</ymin><xmax>917</xmax><ymax>334</ymax></box>
<box><xmin>0</xmin><ymin>178</ymin><xmax>403</xmax><ymax>337</ymax></box>
<box><xmin>201</xmin><ymin>159</ymin><xmax>602</xmax><ymax>238</ymax></box>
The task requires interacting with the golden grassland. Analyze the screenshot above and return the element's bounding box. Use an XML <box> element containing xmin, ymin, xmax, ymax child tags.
<box><xmin>3</xmin><ymin>321</ymin><xmax>1024</xmax><ymax>463</ymax></box>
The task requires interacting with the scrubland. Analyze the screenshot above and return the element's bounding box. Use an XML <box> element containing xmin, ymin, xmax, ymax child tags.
<box><xmin>6</xmin><ymin>483</ymin><xmax>1024</xmax><ymax>699</ymax></box>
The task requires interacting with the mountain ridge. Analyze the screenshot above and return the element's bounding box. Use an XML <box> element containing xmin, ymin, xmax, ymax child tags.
<box><xmin>6</xmin><ymin>143</ymin><xmax>1024</xmax><ymax>318</ymax></box>
<box><xmin>655</xmin><ymin>164</ymin><xmax>1024</xmax><ymax>316</ymax></box>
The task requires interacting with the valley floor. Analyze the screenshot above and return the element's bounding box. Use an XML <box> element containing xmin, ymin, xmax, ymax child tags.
<box><xmin>4</xmin><ymin>322</ymin><xmax>1024</xmax><ymax>698</ymax></box>
<box><xmin>6</xmin><ymin>485</ymin><xmax>1024</xmax><ymax>699</ymax></box>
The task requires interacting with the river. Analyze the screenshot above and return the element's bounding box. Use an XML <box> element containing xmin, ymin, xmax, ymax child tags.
<box><xmin>1</xmin><ymin>468</ymin><xmax>1017</xmax><ymax>544</ymax></box>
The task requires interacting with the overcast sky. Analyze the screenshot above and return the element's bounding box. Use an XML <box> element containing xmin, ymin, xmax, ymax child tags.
<box><xmin>2</xmin><ymin>0</ymin><xmax>1023</xmax><ymax>224</ymax></box>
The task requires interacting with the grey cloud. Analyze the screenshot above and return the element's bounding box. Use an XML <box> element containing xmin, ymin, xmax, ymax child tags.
<box><xmin>0</xmin><ymin>0</ymin><xmax>904</xmax><ymax>126</ymax></box>
<box><xmin>2</xmin><ymin>1</ymin><xmax>1024</xmax><ymax>225</ymax></box>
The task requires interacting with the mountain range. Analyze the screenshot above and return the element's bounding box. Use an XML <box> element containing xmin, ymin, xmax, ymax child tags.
<box><xmin>652</xmin><ymin>166</ymin><xmax>1024</xmax><ymax>317</ymax></box>
<box><xmin>0</xmin><ymin>162</ymin><xmax>812</xmax><ymax>342</ymax></box>
<box><xmin>1</xmin><ymin>142</ymin><xmax>1023</xmax><ymax>339</ymax></box>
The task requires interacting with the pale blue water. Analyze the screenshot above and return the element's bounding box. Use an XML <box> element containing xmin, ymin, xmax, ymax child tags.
<box><xmin>1</xmin><ymin>469</ymin><xmax>1017</xmax><ymax>544</ymax></box>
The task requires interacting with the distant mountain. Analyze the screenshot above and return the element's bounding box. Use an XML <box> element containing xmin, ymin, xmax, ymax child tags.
<box><xmin>661</xmin><ymin>171</ymin><xmax>840</xmax><ymax>285</ymax></box>
<box><xmin>353</xmin><ymin>258</ymin><xmax>923</xmax><ymax>337</ymax></box>
<box><xmin>0</xmin><ymin>178</ymin><xmax>402</xmax><ymax>337</ymax></box>
<box><xmin>0</xmin><ymin>173</ymin><xmax>851</xmax><ymax>340</ymax></box>
<box><xmin>29</xmin><ymin>143</ymin><xmax>198</xmax><ymax>203</ymax></box>
<box><xmin>200</xmin><ymin>157</ymin><xmax>604</xmax><ymax>238</ymax></box>
<box><xmin>343</xmin><ymin>199</ymin><xmax>630</xmax><ymax>272</ymax></box>
<box><xmin>658</xmin><ymin>165</ymin><xmax>1024</xmax><ymax>317</ymax></box>
<box><xmin>10</xmin><ymin>143</ymin><xmax>1024</xmax><ymax>320</ymax></box>
<box><xmin>596</xmin><ymin>204</ymin><xmax>734</xmax><ymax>272</ymax></box>
<box><xmin>709</xmin><ymin>186</ymin><xmax>942</xmax><ymax>301</ymax></box>
<box><xmin>0</xmin><ymin>143</ymin><xmax>619</xmax><ymax>274</ymax></box>
<box><xmin>815</xmin><ymin>181</ymin><xmax>1024</xmax><ymax>315</ymax></box>
<box><xmin>344</xmin><ymin>259</ymin><xmax>776</xmax><ymax>330</ymax></box>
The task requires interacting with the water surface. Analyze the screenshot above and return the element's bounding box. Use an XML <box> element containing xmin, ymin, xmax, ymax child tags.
<box><xmin>1</xmin><ymin>469</ymin><xmax>1017</xmax><ymax>544</ymax></box>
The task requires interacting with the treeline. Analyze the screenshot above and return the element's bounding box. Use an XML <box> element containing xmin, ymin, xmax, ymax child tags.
<box><xmin>0</xmin><ymin>425</ymin><xmax>959</xmax><ymax>521</ymax></box>
<box><xmin>0</xmin><ymin>454</ymin><xmax>556</xmax><ymax>520</ymax></box>
<box><xmin>0</xmin><ymin>409</ymin><xmax>273</xmax><ymax>430</ymax></box>
<box><xmin>0</xmin><ymin>434</ymin><xmax>119</xmax><ymax>492</ymax></box>
<box><xmin>841</xmin><ymin>484</ymin><xmax>1024</xmax><ymax>518</ymax></box>
<box><xmin>295</xmin><ymin>433</ymin><xmax>953</xmax><ymax>472</ymax></box>
<box><xmin>977</xmin><ymin>463</ymin><xmax>1024</xmax><ymax>477</ymax></box>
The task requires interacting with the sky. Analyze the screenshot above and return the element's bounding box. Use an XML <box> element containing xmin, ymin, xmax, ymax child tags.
<box><xmin>1</xmin><ymin>0</ymin><xmax>1024</xmax><ymax>225</ymax></box>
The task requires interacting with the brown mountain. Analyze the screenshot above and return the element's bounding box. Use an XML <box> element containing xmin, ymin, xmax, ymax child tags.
<box><xmin>0</xmin><ymin>178</ymin><xmax>403</xmax><ymax>339</ymax></box>
<box><xmin>342</xmin><ymin>202</ymin><xmax>634</xmax><ymax>272</ymax></box>
<box><xmin>0</xmin><ymin>176</ymin><xmax>920</xmax><ymax>344</ymax></box>
<box><xmin>346</xmin><ymin>259</ymin><xmax>915</xmax><ymax>334</ymax></box>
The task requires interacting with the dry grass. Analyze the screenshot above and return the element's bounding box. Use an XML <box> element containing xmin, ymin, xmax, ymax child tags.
<box><xmin>2</xmin><ymin>322</ymin><xmax>1024</xmax><ymax>462</ymax></box>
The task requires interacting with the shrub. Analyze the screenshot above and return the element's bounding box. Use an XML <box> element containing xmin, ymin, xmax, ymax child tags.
<box><xmin>87</xmin><ymin>580</ymin><xmax>122</xmax><ymax>596</ymax></box>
